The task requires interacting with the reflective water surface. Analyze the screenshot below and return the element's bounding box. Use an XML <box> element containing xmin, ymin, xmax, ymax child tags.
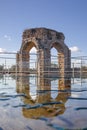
<box><xmin>0</xmin><ymin>74</ymin><xmax>87</xmax><ymax>130</ymax></box>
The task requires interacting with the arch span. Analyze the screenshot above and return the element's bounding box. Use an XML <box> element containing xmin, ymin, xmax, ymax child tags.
<box><xmin>16</xmin><ymin>27</ymin><xmax>71</xmax><ymax>78</ymax></box>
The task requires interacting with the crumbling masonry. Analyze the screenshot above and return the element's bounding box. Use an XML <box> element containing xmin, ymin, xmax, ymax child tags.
<box><xmin>16</xmin><ymin>28</ymin><xmax>71</xmax><ymax>78</ymax></box>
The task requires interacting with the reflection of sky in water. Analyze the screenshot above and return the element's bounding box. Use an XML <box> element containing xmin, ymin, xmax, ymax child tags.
<box><xmin>29</xmin><ymin>76</ymin><xmax>59</xmax><ymax>99</ymax></box>
<box><xmin>0</xmin><ymin>75</ymin><xmax>87</xmax><ymax>129</ymax></box>
<box><xmin>51</xmin><ymin>79</ymin><xmax>58</xmax><ymax>99</ymax></box>
<box><xmin>71</xmin><ymin>78</ymin><xmax>87</xmax><ymax>98</ymax></box>
<box><xmin>0</xmin><ymin>74</ymin><xmax>16</xmax><ymax>94</ymax></box>
<box><xmin>29</xmin><ymin>75</ymin><xmax>37</xmax><ymax>99</ymax></box>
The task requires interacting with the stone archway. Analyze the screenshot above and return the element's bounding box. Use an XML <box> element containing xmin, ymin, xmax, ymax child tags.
<box><xmin>16</xmin><ymin>27</ymin><xmax>71</xmax><ymax>78</ymax></box>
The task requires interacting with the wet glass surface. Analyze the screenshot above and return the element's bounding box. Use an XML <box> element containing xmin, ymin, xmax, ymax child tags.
<box><xmin>0</xmin><ymin>74</ymin><xmax>87</xmax><ymax>130</ymax></box>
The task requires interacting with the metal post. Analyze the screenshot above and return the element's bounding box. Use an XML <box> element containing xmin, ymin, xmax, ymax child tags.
<box><xmin>80</xmin><ymin>57</ymin><xmax>82</xmax><ymax>79</ymax></box>
<box><xmin>72</xmin><ymin>62</ymin><xmax>74</xmax><ymax>84</ymax></box>
<box><xmin>80</xmin><ymin>57</ymin><xmax>82</xmax><ymax>85</ymax></box>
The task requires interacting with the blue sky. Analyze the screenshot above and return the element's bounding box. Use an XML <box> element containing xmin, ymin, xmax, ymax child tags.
<box><xmin>0</xmin><ymin>0</ymin><xmax>87</xmax><ymax>57</ymax></box>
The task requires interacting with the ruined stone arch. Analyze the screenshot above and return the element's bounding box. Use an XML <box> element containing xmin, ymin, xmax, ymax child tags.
<box><xmin>16</xmin><ymin>27</ymin><xmax>71</xmax><ymax>78</ymax></box>
<box><xmin>20</xmin><ymin>38</ymin><xmax>39</xmax><ymax>52</ymax></box>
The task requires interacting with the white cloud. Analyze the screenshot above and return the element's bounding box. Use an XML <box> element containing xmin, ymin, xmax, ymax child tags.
<box><xmin>0</xmin><ymin>48</ymin><xmax>6</xmax><ymax>53</ymax></box>
<box><xmin>69</xmin><ymin>46</ymin><xmax>80</xmax><ymax>52</ymax></box>
<box><xmin>71</xmin><ymin>93</ymin><xmax>80</xmax><ymax>98</ymax></box>
<box><xmin>4</xmin><ymin>35</ymin><xmax>11</xmax><ymax>41</ymax></box>
<box><xmin>30</xmin><ymin>47</ymin><xmax>37</xmax><ymax>53</ymax></box>
<box><xmin>12</xmin><ymin>51</ymin><xmax>17</xmax><ymax>53</ymax></box>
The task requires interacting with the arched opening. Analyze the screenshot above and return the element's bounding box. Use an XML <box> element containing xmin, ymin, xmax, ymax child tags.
<box><xmin>30</xmin><ymin>47</ymin><xmax>37</xmax><ymax>72</ymax></box>
<box><xmin>19</xmin><ymin>41</ymin><xmax>38</xmax><ymax>74</ymax></box>
<box><xmin>51</xmin><ymin>47</ymin><xmax>58</xmax><ymax>98</ymax></box>
<box><xmin>50</xmin><ymin>42</ymin><xmax>64</xmax><ymax>78</ymax></box>
<box><xmin>21</xmin><ymin>42</ymin><xmax>38</xmax><ymax>99</ymax></box>
<box><xmin>51</xmin><ymin>42</ymin><xmax>68</xmax><ymax>78</ymax></box>
<box><xmin>51</xmin><ymin>47</ymin><xmax>59</xmax><ymax>71</ymax></box>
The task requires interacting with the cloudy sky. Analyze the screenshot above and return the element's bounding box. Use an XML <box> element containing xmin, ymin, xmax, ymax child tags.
<box><xmin>0</xmin><ymin>0</ymin><xmax>87</xmax><ymax>57</ymax></box>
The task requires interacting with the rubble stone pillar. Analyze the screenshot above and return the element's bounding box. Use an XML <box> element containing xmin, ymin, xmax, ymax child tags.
<box><xmin>37</xmin><ymin>48</ymin><xmax>51</xmax><ymax>77</ymax></box>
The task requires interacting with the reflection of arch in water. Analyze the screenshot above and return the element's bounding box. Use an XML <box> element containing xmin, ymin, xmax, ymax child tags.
<box><xmin>16</xmin><ymin>75</ymin><xmax>37</xmax><ymax>104</ymax></box>
<box><xmin>16</xmin><ymin>76</ymin><xmax>71</xmax><ymax>118</ymax></box>
<box><xmin>16</xmin><ymin>28</ymin><xmax>71</xmax><ymax>78</ymax></box>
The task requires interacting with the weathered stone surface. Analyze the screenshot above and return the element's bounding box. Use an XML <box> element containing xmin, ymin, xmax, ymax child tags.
<box><xmin>22</xmin><ymin>27</ymin><xmax>65</xmax><ymax>40</ymax></box>
<box><xmin>17</xmin><ymin>27</ymin><xmax>71</xmax><ymax>78</ymax></box>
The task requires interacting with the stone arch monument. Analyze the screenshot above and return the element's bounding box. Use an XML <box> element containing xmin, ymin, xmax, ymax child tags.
<box><xmin>16</xmin><ymin>27</ymin><xmax>71</xmax><ymax>78</ymax></box>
